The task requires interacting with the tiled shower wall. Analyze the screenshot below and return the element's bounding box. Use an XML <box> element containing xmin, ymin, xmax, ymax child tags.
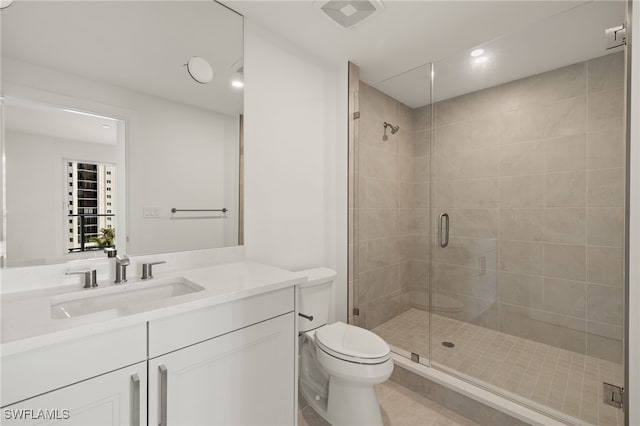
<box><xmin>349</xmin><ymin>52</ymin><xmax>624</xmax><ymax>363</ymax></box>
<box><xmin>352</xmin><ymin>80</ymin><xmax>428</xmax><ymax>329</ymax></box>
<box><xmin>429</xmin><ymin>51</ymin><xmax>624</xmax><ymax>363</ymax></box>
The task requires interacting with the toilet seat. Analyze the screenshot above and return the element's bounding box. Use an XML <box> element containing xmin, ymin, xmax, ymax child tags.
<box><xmin>314</xmin><ymin>322</ymin><xmax>390</xmax><ymax>364</ymax></box>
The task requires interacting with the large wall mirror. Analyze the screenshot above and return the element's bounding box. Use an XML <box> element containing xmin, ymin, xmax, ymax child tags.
<box><xmin>1</xmin><ymin>1</ymin><xmax>244</xmax><ymax>268</ymax></box>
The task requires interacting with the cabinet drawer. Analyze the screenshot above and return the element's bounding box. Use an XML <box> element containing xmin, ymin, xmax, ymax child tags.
<box><xmin>1</xmin><ymin>324</ymin><xmax>146</xmax><ymax>407</ymax></box>
<box><xmin>149</xmin><ymin>287</ymin><xmax>294</xmax><ymax>357</ymax></box>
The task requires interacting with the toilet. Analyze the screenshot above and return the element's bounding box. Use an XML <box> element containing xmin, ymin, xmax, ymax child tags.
<box><xmin>297</xmin><ymin>268</ymin><xmax>393</xmax><ymax>426</ymax></box>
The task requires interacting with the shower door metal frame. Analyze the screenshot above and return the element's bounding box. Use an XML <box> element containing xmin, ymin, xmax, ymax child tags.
<box><xmin>623</xmin><ymin>1</ymin><xmax>634</xmax><ymax>425</ymax></box>
<box><xmin>347</xmin><ymin>61</ymin><xmax>363</xmax><ymax>327</ymax></box>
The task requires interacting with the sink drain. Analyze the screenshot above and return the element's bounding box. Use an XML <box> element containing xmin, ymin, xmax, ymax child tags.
<box><xmin>442</xmin><ymin>341</ymin><xmax>455</xmax><ymax>348</ymax></box>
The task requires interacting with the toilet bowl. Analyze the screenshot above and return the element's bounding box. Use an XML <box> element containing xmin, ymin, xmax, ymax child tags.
<box><xmin>297</xmin><ymin>268</ymin><xmax>393</xmax><ymax>426</ymax></box>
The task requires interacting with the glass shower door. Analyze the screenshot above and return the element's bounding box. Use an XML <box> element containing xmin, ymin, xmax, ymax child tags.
<box><xmin>347</xmin><ymin>61</ymin><xmax>434</xmax><ymax>366</ymax></box>
<box><xmin>429</xmin><ymin>2</ymin><xmax>627</xmax><ymax>424</ymax></box>
<box><xmin>428</xmin><ymin>56</ymin><xmax>501</xmax><ymax>379</ymax></box>
<box><xmin>370</xmin><ymin>64</ymin><xmax>434</xmax><ymax>365</ymax></box>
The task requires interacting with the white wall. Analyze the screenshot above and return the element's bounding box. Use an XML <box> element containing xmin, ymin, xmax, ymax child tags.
<box><xmin>2</xmin><ymin>59</ymin><xmax>239</xmax><ymax>259</ymax></box>
<box><xmin>628</xmin><ymin>1</ymin><xmax>639</xmax><ymax>423</ymax></box>
<box><xmin>243</xmin><ymin>22</ymin><xmax>348</xmax><ymax>322</ymax></box>
<box><xmin>125</xmin><ymin>96</ymin><xmax>238</xmax><ymax>254</ymax></box>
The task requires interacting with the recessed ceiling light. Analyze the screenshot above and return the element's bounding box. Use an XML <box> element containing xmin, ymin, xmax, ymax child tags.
<box><xmin>470</xmin><ymin>49</ymin><xmax>484</xmax><ymax>57</ymax></box>
<box><xmin>230</xmin><ymin>67</ymin><xmax>243</xmax><ymax>89</ymax></box>
<box><xmin>101</xmin><ymin>124</ymin><xmax>111</xmax><ymax>129</ymax></box>
<box><xmin>230</xmin><ymin>59</ymin><xmax>243</xmax><ymax>89</ymax></box>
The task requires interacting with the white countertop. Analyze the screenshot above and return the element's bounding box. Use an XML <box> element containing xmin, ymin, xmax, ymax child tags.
<box><xmin>1</xmin><ymin>261</ymin><xmax>306</xmax><ymax>356</ymax></box>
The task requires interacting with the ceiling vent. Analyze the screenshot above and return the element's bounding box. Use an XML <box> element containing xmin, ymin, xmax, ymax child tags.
<box><xmin>315</xmin><ymin>0</ymin><xmax>384</xmax><ymax>29</ymax></box>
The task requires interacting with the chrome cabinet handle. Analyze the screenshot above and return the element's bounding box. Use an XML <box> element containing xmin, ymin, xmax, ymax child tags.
<box><xmin>159</xmin><ymin>364</ymin><xmax>168</xmax><ymax>426</ymax></box>
<box><xmin>439</xmin><ymin>212</ymin><xmax>449</xmax><ymax>248</ymax></box>
<box><xmin>131</xmin><ymin>373</ymin><xmax>140</xmax><ymax>426</ymax></box>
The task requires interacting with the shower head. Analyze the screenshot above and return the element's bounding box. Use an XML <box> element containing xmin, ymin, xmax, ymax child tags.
<box><xmin>383</xmin><ymin>121</ymin><xmax>400</xmax><ymax>134</ymax></box>
<box><xmin>382</xmin><ymin>121</ymin><xmax>400</xmax><ymax>141</ymax></box>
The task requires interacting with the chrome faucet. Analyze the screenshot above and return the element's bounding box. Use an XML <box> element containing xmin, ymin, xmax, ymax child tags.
<box><xmin>114</xmin><ymin>255</ymin><xmax>130</xmax><ymax>284</ymax></box>
<box><xmin>66</xmin><ymin>269</ymin><xmax>98</xmax><ymax>289</ymax></box>
<box><xmin>141</xmin><ymin>261</ymin><xmax>166</xmax><ymax>280</ymax></box>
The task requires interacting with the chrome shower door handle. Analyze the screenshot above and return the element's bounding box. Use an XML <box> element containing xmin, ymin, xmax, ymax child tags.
<box><xmin>158</xmin><ymin>364</ymin><xmax>168</xmax><ymax>426</ymax></box>
<box><xmin>439</xmin><ymin>212</ymin><xmax>449</xmax><ymax>248</ymax></box>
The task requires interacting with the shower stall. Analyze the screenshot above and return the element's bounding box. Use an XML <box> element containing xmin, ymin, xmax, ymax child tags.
<box><xmin>348</xmin><ymin>2</ymin><xmax>628</xmax><ymax>425</ymax></box>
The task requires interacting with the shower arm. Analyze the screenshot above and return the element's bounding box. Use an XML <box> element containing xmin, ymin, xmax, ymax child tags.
<box><xmin>383</xmin><ymin>121</ymin><xmax>400</xmax><ymax>134</ymax></box>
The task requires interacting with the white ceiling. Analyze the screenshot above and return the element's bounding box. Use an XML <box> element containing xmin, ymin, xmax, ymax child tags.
<box><xmin>375</xmin><ymin>0</ymin><xmax>626</xmax><ymax>105</ymax></box>
<box><xmin>4</xmin><ymin>101</ymin><xmax>119</xmax><ymax>145</ymax></box>
<box><xmin>3</xmin><ymin>1</ymin><xmax>626</xmax><ymax>112</ymax></box>
<box><xmin>1</xmin><ymin>1</ymin><xmax>243</xmax><ymax>116</ymax></box>
<box><xmin>224</xmin><ymin>0</ymin><xmax>626</xmax><ymax>106</ymax></box>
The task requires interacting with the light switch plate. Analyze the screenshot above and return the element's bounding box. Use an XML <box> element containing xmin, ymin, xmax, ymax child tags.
<box><xmin>143</xmin><ymin>206</ymin><xmax>161</xmax><ymax>218</ymax></box>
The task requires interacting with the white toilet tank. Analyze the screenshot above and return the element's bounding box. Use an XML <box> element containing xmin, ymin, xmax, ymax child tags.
<box><xmin>297</xmin><ymin>268</ymin><xmax>337</xmax><ymax>332</ymax></box>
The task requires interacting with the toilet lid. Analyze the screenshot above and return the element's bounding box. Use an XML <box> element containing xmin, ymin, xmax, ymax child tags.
<box><xmin>315</xmin><ymin>322</ymin><xmax>390</xmax><ymax>364</ymax></box>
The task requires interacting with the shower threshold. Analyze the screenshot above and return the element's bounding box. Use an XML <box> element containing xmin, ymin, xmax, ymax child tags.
<box><xmin>391</xmin><ymin>354</ymin><xmax>566</xmax><ymax>426</ymax></box>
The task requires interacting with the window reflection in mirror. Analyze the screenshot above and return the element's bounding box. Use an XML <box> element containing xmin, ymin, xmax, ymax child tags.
<box><xmin>2</xmin><ymin>100</ymin><xmax>125</xmax><ymax>267</ymax></box>
<box><xmin>66</xmin><ymin>160</ymin><xmax>116</xmax><ymax>254</ymax></box>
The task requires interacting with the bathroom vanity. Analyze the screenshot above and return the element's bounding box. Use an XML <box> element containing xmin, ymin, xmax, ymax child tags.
<box><xmin>0</xmin><ymin>260</ymin><xmax>304</xmax><ymax>425</ymax></box>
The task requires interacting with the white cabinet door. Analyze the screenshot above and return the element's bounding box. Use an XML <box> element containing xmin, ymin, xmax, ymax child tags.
<box><xmin>148</xmin><ymin>313</ymin><xmax>295</xmax><ymax>426</ymax></box>
<box><xmin>1</xmin><ymin>362</ymin><xmax>147</xmax><ymax>426</ymax></box>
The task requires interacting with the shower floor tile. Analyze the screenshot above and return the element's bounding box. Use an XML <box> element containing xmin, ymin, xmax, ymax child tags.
<box><xmin>373</xmin><ymin>308</ymin><xmax>624</xmax><ymax>426</ymax></box>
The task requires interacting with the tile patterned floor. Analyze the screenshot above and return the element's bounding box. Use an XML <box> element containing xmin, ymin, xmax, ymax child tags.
<box><xmin>298</xmin><ymin>380</ymin><xmax>479</xmax><ymax>426</ymax></box>
<box><xmin>373</xmin><ymin>309</ymin><xmax>624</xmax><ymax>426</ymax></box>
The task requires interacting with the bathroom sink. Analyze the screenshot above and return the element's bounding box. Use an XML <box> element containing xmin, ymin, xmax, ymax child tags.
<box><xmin>51</xmin><ymin>277</ymin><xmax>204</xmax><ymax>319</ymax></box>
